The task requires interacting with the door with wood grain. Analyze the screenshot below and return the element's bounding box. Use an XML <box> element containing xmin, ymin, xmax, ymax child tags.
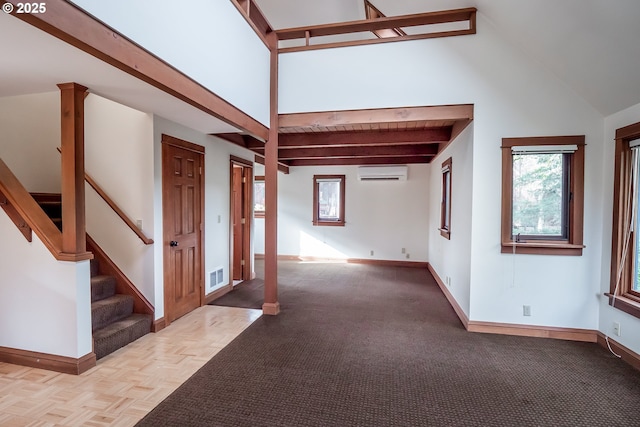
<box><xmin>162</xmin><ymin>136</ymin><xmax>204</xmax><ymax>324</ymax></box>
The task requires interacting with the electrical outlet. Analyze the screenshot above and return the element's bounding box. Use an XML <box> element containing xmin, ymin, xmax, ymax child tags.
<box><xmin>217</xmin><ymin>215</ymin><xmax>221</xmax><ymax>223</ymax></box>
<box><xmin>406</xmin><ymin>253</ymin><xmax>410</xmax><ymax>259</ymax></box>
<box><xmin>613</xmin><ymin>321</ymin><xmax>621</xmax><ymax>336</ymax></box>
<box><xmin>445</xmin><ymin>276</ymin><xmax>451</xmax><ymax>287</ymax></box>
<box><xmin>136</xmin><ymin>219</ymin><xmax>143</xmax><ymax>230</ymax></box>
<box><xmin>523</xmin><ymin>305</ymin><xmax>531</xmax><ymax>316</ymax></box>
<box><xmin>401</xmin><ymin>248</ymin><xmax>406</xmax><ymax>254</ymax></box>
<box><xmin>370</xmin><ymin>250</ymin><xmax>374</xmax><ymax>256</ymax></box>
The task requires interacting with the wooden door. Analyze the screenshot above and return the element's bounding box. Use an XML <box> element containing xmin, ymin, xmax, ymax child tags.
<box><xmin>162</xmin><ymin>136</ymin><xmax>204</xmax><ymax>324</ymax></box>
<box><xmin>232</xmin><ymin>165</ymin><xmax>244</xmax><ymax>280</ymax></box>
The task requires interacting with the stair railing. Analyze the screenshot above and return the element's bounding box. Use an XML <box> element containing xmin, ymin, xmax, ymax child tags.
<box><xmin>0</xmin><ymin>158</ymin><xmax>69</xmax><ymax>259</ymax></box>
<box><xmin>57</xmin><ymin>148</ymin><xmax>154</xmax><ymax>245</ymax></box>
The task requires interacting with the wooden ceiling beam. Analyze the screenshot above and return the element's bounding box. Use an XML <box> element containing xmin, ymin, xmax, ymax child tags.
<box><xmin>279</xmin><ymin>105</ymin><xmax>474</xmax><ymax>130</ymax></box>
<box><xmin>254</xmin><ymin>155</ymin><xmax>290</xmax><ymax>174</ymax></box>
<box><xmin>276</xmin><ymin>8</ymin><xmax>476</xmax><ymax>40</ymax></box>
<box><xmin>277</xmin><ymin>128</ymin><xmax>451</xmax><ymax>149</ymax></box>
<box><xmin>288</xmin><ymin>156</ymin><xmax>433</xmax><ymax>167</ymax></box>
<box><xmin>279</xmin><ymin>144</ymin><xmax>438</xmax><ymax>160</ymax></box>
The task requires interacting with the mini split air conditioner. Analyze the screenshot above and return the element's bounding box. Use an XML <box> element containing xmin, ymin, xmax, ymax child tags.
<box><xmin>357</xmin><ymin>165</ymin><xmax>408</xmax><ymax>181</ymax></box>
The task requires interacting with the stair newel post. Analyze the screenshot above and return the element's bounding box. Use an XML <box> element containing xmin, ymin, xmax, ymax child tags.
<box><xmin>57</xmin><ymin>82</ymin><xmax>91</xmax><ymax>260</ymax></box>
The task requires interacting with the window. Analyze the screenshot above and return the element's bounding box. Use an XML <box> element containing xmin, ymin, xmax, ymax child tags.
<box><xmin>501</xmin><ymin>136</ymin><xmax>585</xmax><ymax>255</ymax></box>
<box><xmin>440</xmin><ymin>157</ymin><xmax>452</xmax><ymax>239</ymax></box>
<box><xmin>254</xmin><ymin>176</ymin><xmax>265</xmax><ymax>218</ymax></box>
<box><xmin>609</xmin><ymin>121</ymin><xmax>640</xmax><ymax>319</ymax></box>
<box><xmin>313</xmin><ymin>175</ymin><xmax>345</xmax><ymax>226</ymax></box>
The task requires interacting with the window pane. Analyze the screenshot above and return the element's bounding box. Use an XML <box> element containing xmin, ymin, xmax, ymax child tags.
<box><xmin>443</xmin><ymin>171</ymin><xmax>451</xmax><ymax>229</ymax></box>
<box><xmin>254</xmin><ymin>181</ymin><xmax>265</xmax><ymax>213</ymax></box>
<box><xmin>318</xmin><ymin>181</ymin><xmax>341</xmax><ymax>221</ymax></box>
<box><xmin>635</xmin><ymin>177</ymin><xmax>640</xmax><ymax>292</ymax></box>
<box><xmin>512</xmin><ymin>153</ymin><xmax>564</xmax><ymax>237</ymax></box>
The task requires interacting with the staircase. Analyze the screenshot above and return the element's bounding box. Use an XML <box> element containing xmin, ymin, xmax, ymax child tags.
<box><xmin>32</xmin><ymin>193</ymin><xmax>152</xmax><ymax>360</ymax></box>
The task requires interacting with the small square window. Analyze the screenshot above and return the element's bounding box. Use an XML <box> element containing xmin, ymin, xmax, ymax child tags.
<box><xmin>313</xmin><ymin>175</ymin><xmax>345</xmax><ymax>226</ymax></box>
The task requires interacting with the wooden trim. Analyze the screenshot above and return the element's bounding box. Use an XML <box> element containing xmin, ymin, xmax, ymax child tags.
<box><xmin>262</xmin><ymin>302</ymin><xmax>281</xmax><ymax>315</ymax></box>
<box><xmin>278</xmin><ymin>128</ymin><xmax>451</xmax><ymax>148</ymax></box>
<box><xmin>467</xmin><ymin>321</ymin><xmax>597</xmax><ymax>342</ymax></box>
<box><xmin>230</xmin><ymin>155</ymin><xmax>253</xmax><ymax>168</ymax></box>
<box><xmin>279</xmin><ymin>105</ymin><xmax>474</xmax><ymax>130</ymax></box>
<box><xmin>501</xmin><ymin>135</ymin><xmax>585</xmax><ymax>256</ymax></box>
<box><xmin>86</xmin><ymin>234</ymin><xmax>154</xmax><ymax>317</ymax></box>
<box><xmin>606</xmin><ymin>294</ymin><xmax>640</xmax><ymax>319</ymax></box>
<box><xmin>440</xmin><ymin>157</ymin><xmax>452</xmax><ymax>240</ymax></box>
<box><xmin>253</xmin><ymin>154</ymin><xmax>291</xmax><ymax>174</ymax></box>
<box><xmin>229</xmin><ymin>0</ymin><xmax>272</xmax><ymax>48</ymax></box>
<box><xmin>151</xmin><ymin>317</ymin><xmax>166</xmax><ymax>333</ymax></box>
<box><xmin>615</xmin><ymin>121</ymin><xmax>640</xmax><ymax>141</ymax></box>
<box><xmin>254</xmin><ymin>175</ymin><xmax>265</xmax><ymax>218</ymax></box>
<box><xmin>204</xmin><ymin>283</ymin><xmax>233</xmax><ymax>305</ymax></box>
<box><xmin>280</xmin><ymin>144</ymin><xmax>439</xmax><ymax>160</ymax></box>
<box><xmin>596</xmin><ymin>332</ymin><xmax>640</xmax><ymax>372</ymax></box>
<box><xmin>0</xmin><ymin>189</ymin><xmax>32</xmax><ymax>241</ymax></box>
<box><xmin>0</xmin><ymin>347</ymin><xmax>96</xmax><ymax>375</ymax></box>
<box><xmin>428</xmin><ymin>263</ymin><xmax>469</xmax><ymax>328</ymax></box>
<box><xmin>58</xmin><ymin>82</ymin><xmax>88</xmax><ymax>257</ymax></box>
<box><xmin>364</xmin><ymin>0</ymin><xmax>406</xmax><ymax>39</ymax></box>
<box><xmin>313</xmin><ymin>175</ymin><xmax>346</xmax><ymax>226</ymax></box>
<box><xmin>12</xmin><ymin>0</ymin><xmax>268</xmax><ymax>141</ymax></box>
<box><xmin>162</xmin><ymin>134</ymin><xmax>206</xmax><ymax>154</ymax></box>
<box><xmin>289</xmin><ymin>157</ymin><xmax>432</xmax><ymax>167</ymax></box>
<box><xmin>0</xmin><ymin>159</ymin><xmax>93</xmax><ymax>261</ymax></box>
<box><xmin>437</xmin><ymin>118</ymin><xmax>472</xmax><ymax>156</ymax></box>
<box><xmin>85</xmin><ymin>174</ymin><xmax>154</xmax><ymax>245</ymax></box>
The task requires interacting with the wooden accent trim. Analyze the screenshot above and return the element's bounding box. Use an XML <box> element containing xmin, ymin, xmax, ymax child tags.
<box><xmin>606</xmin><ymin>294</ymin><xmax>640</xmax><ymax>319</ymax></box>
<box><xmin>204</xmin><ymin>283</ymin><xmax>233</xmax><ymax>305</ymax></box>
<box><xmin>467</xmin><ymin>321</ymin><xmax>598</xmax><ymax>343</ymax></box>
<box><xmin>254</xmin><ymin>154</ymin><xmax>291</xmax><ymax>174</ymax></box>
<box><xmin>280</xmin><ymin>144</ymin><xmax>439</xmax><ymax>160</ymax></box>
<box><xmin>0</xmin><ymin>159</ymin><xmax>92</xmax><ymax>261</ymax></box>
<box><xmin>0</xmin><ymin>189</ymin><xmax>32</xmax><ymax>241</ymax></box>
<box><xmin>151</xmin><ymin>317</ymin><xmax>166</xmax><ymax>333</ymax></box>
<box><xmin>277</xmin><ymin>8</ymin><xmax>476</xmax><ymax>52</ymax></box>
<box><xmin>615</xmin><ymin>121</ymin><xmax>640</xmax><ymax>141</ymax></box>
<box><xmin>230</xmin><ymin>155</ymin><xmax>253</xmax><ymax>168</ymax></box>
<box><xmin>0</xmin><ymin>347</ymin><xmax>96</xmax><ymax>375</ymax></box>
<box><xmin>279</xmin><ymin>105</ymin><xmax>474</xmax><ymax>129</ymax></box>
<box><xmin>229</xmin><ymin>0</ymin><xmax>272</xmax><ymax>47</ymax></box>
<box><xmin>162</xmin><ymin>134</ymin><xmax>206</xmax><ymax>154</ymax></box>
<box><xmin>364</xmin><ymin>0</ymin><xmax>406</xmax><ymax>39</ymax></box>
<box><xmin>437</xmin><ymin>118</ymin><xmax>472</xmax><ymax>156</ymax></box>
<box><xmin>85</xmin><ymin>174</ymin><xmax>154</xmax><ymax>245</ymax></box>
<box><xmin>596</xmin><ymin>332</ymin><xmax>640</xmax><ymax>372</ymax></box>
<box><xmin>289</xmin><ymin>157</ymin><xmax>432</xmax><ymax>167</ymax></box>
<box><xmin>12</xmin><ymin>0</ymin><xmax>268</xmax><ymax>141</ymax></box>
<box><xmin>278</xmin><ymin>128</ymin><xmax>451</xmax><ymax>148</ymax></box>
<box><xmin>428</xmin><ymin>263</ymin><xmax>469</xmax><ymax>328</ymax></box>
<box><xmin>58</xmin><ymin>82</ymin><xmax>88</xmax><ymax>257</ymax></box>
<box><xmin>313</xmin><ymin>175</ymin><xmax>346</xmax><ymax>226</ymax></box>
<box><xmin>440</xmin><ymin>157</ymin><xmax>452</xmax><ymax>240</ymax></box>
<box><xmin>501</xmin><ymin>135</ymin><xmax>585</xmax><ymax>256</ymax></box>
<box><xmin>86</xmin><ymin>234</ymin><xmax>154</xmax><ymax>317</ymax></box>
<box><xmin>262</xmin><ymin>302</ymin><xmax>281</xmax><ymax>316</ymax></box>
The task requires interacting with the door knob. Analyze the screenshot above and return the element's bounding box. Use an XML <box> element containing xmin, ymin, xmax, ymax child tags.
<box><xmin>170</xmin><ymin>240</ymin><xmax>179</xmax><ymax>247</ymax></box>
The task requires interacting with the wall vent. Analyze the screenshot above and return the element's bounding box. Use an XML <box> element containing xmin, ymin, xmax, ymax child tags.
<box><xmin>210</xmin><ymin>267</ymin><xmax>224</xmax><ymax>288</ymax></box>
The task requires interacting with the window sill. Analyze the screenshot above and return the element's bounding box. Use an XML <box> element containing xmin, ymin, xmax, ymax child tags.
<box><xmin>439</xmin><ymin>228</ymin><xmax>450</xmax><ymax>240</ymax></box>
<box><xmin>254</xmin><ymin>212</ymin><xmax>265</xmax><ymax>219</ymax></box>
<box><xmin>313</xmin><ymin>221</ymin><xmax>345</xmax><ymax>227</ymax></box>
<box><xmin>606</xmin><ymin>293</ymin><xmax>640</xmax><ymax>319</ymax></box>
<box><xmin>501</xmin><ymin>241</ymin><xmax>584</xmax><ymax>256</ymax></box>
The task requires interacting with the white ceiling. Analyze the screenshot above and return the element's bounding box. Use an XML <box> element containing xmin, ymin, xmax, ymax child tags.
<box><xmin>255</xmin><ymin>0</ymin><xmax>640</xmax><ymax>116</ymax></box>
<box><xmin>0</xmin><ymin>11</ymin><xmax>239</xmax><ymax>135</ymax></box>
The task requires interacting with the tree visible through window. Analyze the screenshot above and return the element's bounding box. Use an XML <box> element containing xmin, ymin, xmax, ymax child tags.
<box><xmin>501</xmin><ymin>136</ymin><xmax>584</xmax><ymax>255</ymax></box>
<box><xmin>254</xmin><ymin>176</ymin><xmax>265</xmax><ymax>218</ymax></box>
<box><xmin>313</xmin><ymin>175</ymin><xmax>345</xmax><ymax>226</ymax></box>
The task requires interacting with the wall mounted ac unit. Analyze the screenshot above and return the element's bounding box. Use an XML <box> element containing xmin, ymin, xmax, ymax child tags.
<box><xmin>357</xmin><ymin>165</ymin><xmax>408</xmax><ymax>181</ymax></box>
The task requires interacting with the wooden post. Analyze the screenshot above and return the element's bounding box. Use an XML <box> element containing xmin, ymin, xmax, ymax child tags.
<box><xmin>263</xmin><ymin>33</ymin><xmax>280</xmax><ymax>316</ymax></box>
<box><xmin>58</xmin><ymin>82</ymin><xmax>90</xmax><ymax>259</ymax></box>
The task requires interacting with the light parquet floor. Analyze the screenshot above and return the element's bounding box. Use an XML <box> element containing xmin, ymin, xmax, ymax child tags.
<box><xmin>0</xmin><ymin>305</ymin><xmax>262</xmax><ymax>427</ymax></box>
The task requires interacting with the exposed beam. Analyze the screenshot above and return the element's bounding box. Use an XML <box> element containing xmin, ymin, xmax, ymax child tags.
<box><xmin>364</xmin><ymin>0</ymin><xmax>406</xmax><ymax>39</ymax></box>
<box><xmin>254</xmin><ymin>155</ymin><xmax>290</xmax><ymax>175</ymax></box>
<box><xmin>279</xmin><ymin>105</ymin><xmax>474</xmax><ymax>130</ymax></box>
<box><xmin>277</xmin><ymin>128</ymin><xmax>451</xmax><ymax>148</ymax></box>
<box><xmin>288</xmin><ymin>156</ymin><xmax>433</xmax><ymax>167</ymax></box>
<box><xmin>230</xmin><ymin>0</ymin><xmax>273</xmax><ymax>47</ymax></box>
<box><xmin>9</xmin><ymin>0</ymin><xmax>269</xmax><ymax>141</ymax></box>
<box><xmin>279</xmin><ymin>144</ymin><xmax>438</xmax><ymax>160</ymax></box>
<box><xmin>277</xmin><ymin>8</ymin><xmax>476</xmax><ymax>40</ymax></box>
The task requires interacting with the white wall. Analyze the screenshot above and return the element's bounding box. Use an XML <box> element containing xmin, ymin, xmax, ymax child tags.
<box><xmin>0</xmin><ymin>212</ymin><xmax>92</xmax><ymax>358</ymax></box>
<box><xmin>254</xmin><ymin>165</ymin><xmax>430</xmax><ymax>262</ymax></box>
<box><xmin>279</xmin><ymin>14</ymin><xmax>604</xmax><ymax>330</ymax></box>
<box><xmin>0</xmin><ymin>92</ymin><xmax>60</xmax><ymax>192</ymax></box>
<box><xmin>152</xmin><ymin>116</ymin><xmax>258</xmax><ymax>319</ymax></box>
<box><xmin>84</xmin><ymin>94</ymin><xmax>156</xmax><ymax>303</ymax></box>
<box><xmin>70</xmin><ymin>0</ymin><xmax>270</xmax><ymax>127</ymax></box>
<box><xmin>599</xmin><ymin>101</ymin><xmax>640</xmax><ymax>354</ymax></box>
<box><xmin>428</xmin><ymin>125</ymin><xmax>474</xmax><ymax>317</ymax></box>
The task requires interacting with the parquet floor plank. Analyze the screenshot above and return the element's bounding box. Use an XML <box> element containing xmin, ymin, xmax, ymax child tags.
<box><xmin>0</xmin><ymin>305</ymin><xmax>261</xmax><ymax>426</ymax></box>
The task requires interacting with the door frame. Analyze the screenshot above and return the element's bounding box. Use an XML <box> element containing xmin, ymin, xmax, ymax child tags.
<box><xmin>229</xmin><ymin>155</ymin><xmax>253</xmax><ymax>283</ymax></box>
<box><xmin>161</xmin><ymin>134</ymin><xmax>205</xmax><ymax>326</ymax></box>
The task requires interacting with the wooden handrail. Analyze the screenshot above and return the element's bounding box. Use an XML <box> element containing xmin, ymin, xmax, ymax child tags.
<box><xmin>0</xmin><ymin>158</ymin><xmax>70</xmax><ymax>260</ymax></box>
<box><xmin>57</xmin><ymin>148</ymin><xmax>154</xmax><ymax>245</ymax></box>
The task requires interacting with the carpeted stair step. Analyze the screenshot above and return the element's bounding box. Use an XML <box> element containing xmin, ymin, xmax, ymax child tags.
<box><xmin>93</xmin><ymin>313</ymin><xmax>152</xmax><ymax>360</ymax></box>
<box><xmin>91</xmin><ymin>275</ymin><xmax>116</xmax><ymax>302</ymax></box>
<box><xmin>91</xmin><ymin>294</ymin><xmax>135</xmax><ymax>332</ymax></box>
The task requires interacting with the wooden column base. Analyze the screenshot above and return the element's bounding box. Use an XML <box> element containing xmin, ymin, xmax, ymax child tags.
<box><xmin>262</xmin><ymin>302</ymin><xmax>280</xmax><ymax>316</ymax></box>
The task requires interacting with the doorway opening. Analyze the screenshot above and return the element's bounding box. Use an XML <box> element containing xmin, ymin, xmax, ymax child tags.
<box><xmin>230</xmin><ymin>155</ymin><xmax>253</xmax><ymax>285</ymax></box>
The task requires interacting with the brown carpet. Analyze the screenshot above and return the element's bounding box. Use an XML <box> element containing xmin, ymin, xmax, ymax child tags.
<box><xmin>137</xmin><ymin>260</ymin><xmax>640</xmax><ymax>426</ymax></box>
